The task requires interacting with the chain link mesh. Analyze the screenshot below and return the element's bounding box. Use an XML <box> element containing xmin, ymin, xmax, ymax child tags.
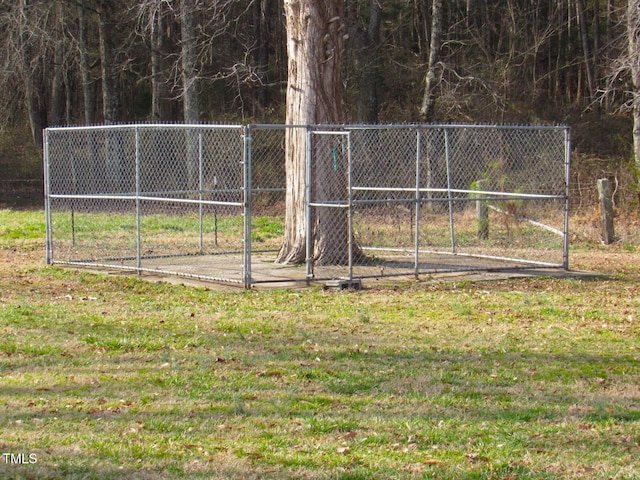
<box><xmin>45</xmin><ymin>124</ymin><xmax>569</xmax><ymax>287</ymax></box>
<box><xmin>46</xmin><ymin>125</ymin><xmax>246</xmax><ymax>284</ymax></box>
<box><xmin>311</xmin><ymin>125</ymin><xmax>568</xmax><ymax>281</ymax></box>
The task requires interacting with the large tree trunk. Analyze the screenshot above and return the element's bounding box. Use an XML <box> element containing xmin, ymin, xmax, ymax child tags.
<box><xmin>278</xmin><ymin>0</ymin><xmax>358</xmax><ymax>265</ymax></box>
<box><xmin>629</xmin><ymin>0</ymin><xmax>640</xmax><ymax>173</ymax></box>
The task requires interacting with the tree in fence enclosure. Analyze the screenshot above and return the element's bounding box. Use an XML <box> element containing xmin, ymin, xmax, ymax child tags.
<box><xmin>277</xmin><ymin>0</ymin><xmax>363</xmax><ymax>265</ymax></box>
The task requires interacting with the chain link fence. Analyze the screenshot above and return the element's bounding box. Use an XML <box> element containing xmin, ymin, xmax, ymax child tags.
<box><xmin>44</xmin><ymin>124</ymin><xmax>569</xmax><ymax>288</ymax></box>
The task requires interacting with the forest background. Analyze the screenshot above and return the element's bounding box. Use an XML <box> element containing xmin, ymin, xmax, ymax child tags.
<box><xmin>0</xmin><ymin>0</ymin><xmax>638</xmax><ymax>244</ymax></box>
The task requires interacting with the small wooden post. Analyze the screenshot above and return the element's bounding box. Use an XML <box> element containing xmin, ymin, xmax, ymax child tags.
<box><xmin>475</xmin><ymin>179</ymin><xmax>489</xmax><ymax>239</ymax></box>
<box><xmin>597</xmin><ymin>178</ymin><xmax>615</xmax><ymax>244</ymax></box>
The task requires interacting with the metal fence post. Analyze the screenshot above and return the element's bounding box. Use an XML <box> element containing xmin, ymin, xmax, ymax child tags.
<box><xmin>305</xmin><ymin>126</ymin><xmax>313</xmax><ymax>280</ymax></box>
<box><xmin>198</xmin><ymin>129</ymin><xmax>204</xmax><ymax>255</ymax></box>
<box><xmin>135</xmin><ymin>126</ymin><xmax>141</xmax><ymax>274</ymax></box>
<box><xmin>243</xmin><ymin>125</ymin><xmax>252</xmax><ymax>288</ymax></box>
<box><xmin>43</xmin><ymin>129</ymin><xmax>52</xmax><ymax>265</ymax></box>
<box><xmin>564</xmin><ymin>127</ymin><xmax>571</xmax><ymax>269</ymax></box>
<box><xmin>71</xmin><ymin>158</ymin><xmax>77</xmax><ymax>248</ymax></box>
<box><xmin>414</xmin><ymin>127</ymin><xmax>422</xmax><ymax>278</ymax></box>
<box><xmin>444</xmin><ymin>127</ymin><xmax>456</xmax><ymax>253</ymax></box>
<box><xmin>347</xmin><ymin>130</ymin><xmax>354</xmax><ymax>282</ymax></box>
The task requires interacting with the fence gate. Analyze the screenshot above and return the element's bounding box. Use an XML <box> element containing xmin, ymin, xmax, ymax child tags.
<box><xmin>306</xmin><ymin>129</ymin><xmax>356</xmax><ymax>282</ymax></box>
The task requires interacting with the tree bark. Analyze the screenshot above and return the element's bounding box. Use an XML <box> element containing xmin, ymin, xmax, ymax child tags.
<box><xmin>420</xmin><ymin>0</ymin><xmax>443</xmax><ymax>122</ymax></box>
<box><xmin>18</xmin><ymin>0</ymin><xmax>47</xmax><ymax>149</ymax></box>
<box><xmin>50</xmin><ymin>1</ymin><xmax>65</xmax><ymax>126</ymax></box>
<box><xmin>151</xmin><ymin>1</ymin><xmax>171</xmax><ymax>122</ymax></box>
<box><xmin>97</xmin><ymin>0</ymin><xmax>121</xmax><ymax>124</ymax></box>
<box><xmin>77</xmin><ymin>0</ymin><xmax>95</xmax><ymax>125</ymax></box>
<box><xmin>50</xmin><ymin>43</ymin><xmax>65</xmax><ymax>126</ymax></box>
<box><xmin>180</xmin><ymin>0</ymin><xmax>200</xmax><ymax>124</ymax></box>
<box><xmin>180</xmin><ymin>0</ymin><xmax>201</xmax><ymax>190</ymax></box>
<box><xmin>23</xmin><ymin>75</ymin><xmax>47</xmax><ymax>150</ymax></box>
<box><xmin>577</xmin><ymin>0</ymin><xmax>596</xmax><ymax>102</ymax></box>
<box><xmin>97</xmin><ymin>0</ymin><xmax>124</xmax><ymax>192</ymax></box>
<box><xmin>278</xmin><ymin>0</ymin><xmax>358</xmax><ymax>265</ymax></box>
<box><xmin>252</xmin><ymin>0</ymin><xmax>270</xmax><ymax>116</ymax></box>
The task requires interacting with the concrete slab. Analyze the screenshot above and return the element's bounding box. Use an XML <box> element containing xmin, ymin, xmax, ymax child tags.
<box><xmin>62</xmin><ymin>250</ymin><xmax>604</xmax><ymax>290</ymax></box>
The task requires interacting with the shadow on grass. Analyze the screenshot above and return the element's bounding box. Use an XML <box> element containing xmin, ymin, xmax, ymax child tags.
<box><xmin>1</xmin><ymin>323</ymin><xmax>638</xmax><ymax>479</ymax></box>
<box><xmin>2</xmin><ymin>346</ymin><xmax>637</xmax><ymax>421</ymax></box>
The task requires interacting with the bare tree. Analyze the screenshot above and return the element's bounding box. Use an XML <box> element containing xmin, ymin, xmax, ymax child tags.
<box><xmin>177</xmin><ymin>0</ymin><xmax>241</xmax><ymax>121</ymax></box>
<box><xmin>0</xmin><ymin>0</ymin><xmax>634</xmax><ymax>163</ymax></box>
<box><xmin>0</xmin><ymin>0</ymin><xmax>54</xmax><ymax>147</ymax></box>
<box><xmin>577</xmin><ymin>0</ymin><xmax>597</xmax><ymax>102</ymax></box>
<box><xmin>251</xmin><ymin>0</ymin><xmax>271</xmax><ymax>117</ymax></box>
<box><xmin>50</xmin><ymin>1</ymin><xmax>66</xmax><ymax>126</ymax></box>
<box><xmin>77</xmin><ymin>0</ymin><xmax>95</xmax><ymax>125</ymax></box>
<box><xmin>420</xmin><ymin>0</ymin><xmax>443</xmax><ymax>121</ymax></box>
<box><xmin>628</xmin><ymin>0</ymin><xmax>640</xmax><ymax>171</ymax></box>
<box><xmin>96</xmin><ymin>0</ymin><xmax>122</xmax><ymax>124</ymax></box>
<box><xmin>180</xmin><ymin>0</ymin><xmax>200</xmax><ymax>124</ymax></box>
<box><xmin>347</xmin><ymin>0</ymin><xmax>382</xmax><ymax>124</ymax></box>
<box><xmin>150</xmin><ymin>1</ymin><xmax>171</xmax><ymax>122</ymax></box>
<box><xmin>135</xmin><ymin>0</ymin><xmax>176</xmax><ymax>122</ymax></box>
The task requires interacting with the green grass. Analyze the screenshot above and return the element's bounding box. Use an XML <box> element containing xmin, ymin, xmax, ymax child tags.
<box><xmin>1</xmin><ymin>209</ymin><xmax>639</xmax><ymax>479</ymax></box>
<box><xmin>0</xmin><ymin>210</ymin><xmax>46</xmax><ymax>242</ymax></box>
<box><xmin>44</xmin><ymin>204</ymin><xmax>565</xmax><ymax>266</ymax></box>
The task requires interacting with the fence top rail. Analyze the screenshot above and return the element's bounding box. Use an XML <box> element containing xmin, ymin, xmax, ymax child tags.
<box><xmin>45</xmin><ymin>123</ymin><xmax>570</xmax><ymax>133</ymax></box>
<box><xmin>45</xmin><ymin>123</ymin><xmax>244</xmax><ymax>133</ymax></box>
<box><xmin>248</xmin><ymin>123</ymin><xmax>569</xmax><ymax>131</ymax></box>
<box><xmin>344</xmin><ymin>123</ymin><xmax>569</xmax><ymax>131</ymax></box>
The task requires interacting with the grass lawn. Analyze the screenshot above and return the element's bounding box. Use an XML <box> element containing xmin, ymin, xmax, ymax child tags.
<box><xmin>1</xmin><ymin>209</ymin><xmax>639</xmax><ymax>479</ymax></box>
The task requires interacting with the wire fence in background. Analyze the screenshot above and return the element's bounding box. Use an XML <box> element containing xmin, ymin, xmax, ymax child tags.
<box><xmin>44</xmin><ymin>124</ymin><xmax>570</xmax><ymax>288</ymax></box>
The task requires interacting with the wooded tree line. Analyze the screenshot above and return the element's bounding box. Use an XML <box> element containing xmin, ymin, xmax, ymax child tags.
<box><xmin>0</xmin><ymin>0</ymin><xmax>638</xmax><ymax>157</ymax></box>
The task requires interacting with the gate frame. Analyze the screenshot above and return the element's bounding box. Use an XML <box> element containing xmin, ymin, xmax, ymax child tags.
<box><xmin>306</xmin><ymin>129</ymin><xmax>355</xmax><ymax>282</ymax></box>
